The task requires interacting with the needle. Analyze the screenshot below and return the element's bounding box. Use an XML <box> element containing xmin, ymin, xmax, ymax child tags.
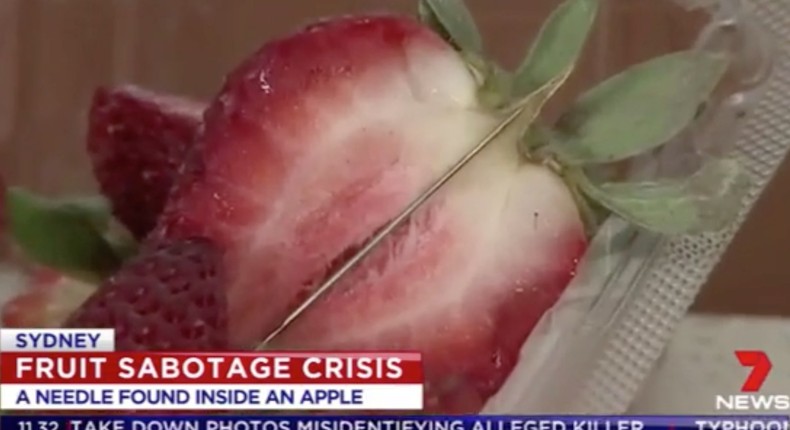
<box><xmin>256</xmin><ymin>107</ymin><xmax>524</xmax><ymax>349</ymax></box>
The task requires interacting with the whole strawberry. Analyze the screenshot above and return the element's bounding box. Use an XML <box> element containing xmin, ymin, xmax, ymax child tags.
<box><xmin>88</xmin><ymin>85</ymin><xmax>205</xmax><ymax>239</ymax></box>
<box><xmin>65</xmin><ymin>238</ymin><xmax>227</xmax><ymax>351</ymax></box>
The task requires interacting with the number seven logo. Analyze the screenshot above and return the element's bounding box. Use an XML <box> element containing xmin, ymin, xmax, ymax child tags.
<box><xmin>735</xmin><ymin>350</ymin><xmax>772</xmax><ymax>392</ymax></box>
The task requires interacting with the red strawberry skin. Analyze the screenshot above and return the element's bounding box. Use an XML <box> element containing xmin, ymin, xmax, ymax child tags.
<box><xmin>64</xmin><ymin>238</ymin><xmax>227</xmax><ymax>351</ymax></box>
<box><xmin>88</xmin><ymin>85</ymin><xmax>205</xmax><ymax>239</ymax></box>
<box><xmin>135</xmin><ymin>14</ymin><xmax>584</xmax><ymax>412</ymax></box>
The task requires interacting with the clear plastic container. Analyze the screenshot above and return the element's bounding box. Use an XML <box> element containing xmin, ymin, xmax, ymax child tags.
<box><xmin>0</xmin><ymin>0</ymin><xmax>783</xmax><ymax>414</ymax></box>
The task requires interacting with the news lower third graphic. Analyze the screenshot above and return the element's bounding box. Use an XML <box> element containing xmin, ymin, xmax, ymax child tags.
<box><xmin>0</xmin><ymin>328</ymin><xmax>422</xmax><ymax>410</ymax></box>
<box><xmin>715</xmin><ymin>350</ymin><xmax>789</xmax><ymax>411</ymax></box>
<box><xmin>1</xmin><ymin>328</ymin><xmax>788</xmax><ymax>416</ymax></box>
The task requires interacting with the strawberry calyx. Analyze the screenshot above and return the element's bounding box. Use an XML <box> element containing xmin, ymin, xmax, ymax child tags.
<box><xmin>419</xmin><ymin>0</ymin><xmax>749</xmax><ymax>236</ymax></box>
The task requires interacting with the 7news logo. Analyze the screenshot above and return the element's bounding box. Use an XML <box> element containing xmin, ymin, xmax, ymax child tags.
<box><xmin>715</xmin><ymin>350</ymin><xmax>790</xmax><ymax>411</ymax></box>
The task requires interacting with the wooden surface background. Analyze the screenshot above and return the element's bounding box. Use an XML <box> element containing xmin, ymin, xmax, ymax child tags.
<box><xmin>0</xmin><ymin>0</ymin><xmax>787</xmax><ymax>314</ymax></box>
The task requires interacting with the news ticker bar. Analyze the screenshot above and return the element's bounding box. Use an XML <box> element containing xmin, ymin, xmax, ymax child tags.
<box><xmin>2</xmin><ymin>416</ymin><xmax>789</xmax><ymax>430</ymax></box>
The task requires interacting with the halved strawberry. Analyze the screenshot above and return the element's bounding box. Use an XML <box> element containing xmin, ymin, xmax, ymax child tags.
<box><xmin>64</xmin><ymin>238</ymin><xmax>227</xmax><ymax>351</ymax></box>
<box><xmin>143</xmin><ymin>14</ymin><xmax>586</xmax><ymax>412</ymax></box>
<box><xmin>88</xmin><ymin>85</ymin><xmax>205</xmax><ymax>239</ymax></box>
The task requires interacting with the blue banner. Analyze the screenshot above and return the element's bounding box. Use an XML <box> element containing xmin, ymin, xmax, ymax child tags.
<box><xmin>0</xmin><ymin>415</ymin><xmax>790</xmax><ymax>430</ymax></box>
<box><xmin>2</xmin><ymin>415</ymin><xmax>789</xmax><ymax>430</ymax></box>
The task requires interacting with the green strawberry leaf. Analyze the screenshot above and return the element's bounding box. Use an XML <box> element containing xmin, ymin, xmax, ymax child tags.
<box><xmin>57</xmin><ymin>196</ymin><xmax>112</xmax><ymax>230</ymax></box>
<box><xmin>514</xmin><ymin>0</ymin><xmax>598</xmax><ymax>96</ymax></box>
<box><xmin>574</xmin><ymin>157</ymin><xmax>750</xmax><ymax>234</ymax></box>
<box><xmin>543</xmin><ymin>51</ymin><xmax>729</xmax><ymax>165</ymax></box>
<box><xmin>4</xmin><ymin>188</ymin><xmax>123</xmax><ymax>280</ymax></box>
<box><xmin>418</xmin><ymin>0</ymin><xmax>483</xmax><ymax>54</ymax></box>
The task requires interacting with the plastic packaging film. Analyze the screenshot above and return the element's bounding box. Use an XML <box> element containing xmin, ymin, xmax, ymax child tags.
<box><xmin>0</xmin><ymin>0</ymin><xmax>786</xmax><ymax>416</ymax></box>
<box><xmin>485</xmin><ymin>0</ymin><xmax>786</xmax><ymax>414</ymax></box>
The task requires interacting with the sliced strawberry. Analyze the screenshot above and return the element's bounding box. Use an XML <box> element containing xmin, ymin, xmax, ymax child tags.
<box><xmin>87</xmin><ymin>85</ymin><xmax>205</xmax><ymax>239</ymax></box>
<box><xmin>1</xmin><ymin>268</ymin><xmax>96</xmax><ymax>328</ymax></box>
<box><xmin>64</xmin><ymin>238</ymin><xmax>227</xmax><ymax>351</ymax></box>
<box><xmin>136</xmin><ymin>14</ymin><xmax>588</xmax><ymax>412</ymax></box>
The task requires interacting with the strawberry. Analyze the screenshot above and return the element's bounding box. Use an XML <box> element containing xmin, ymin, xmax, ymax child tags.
<box><xmin>87</xmin><ymin>85</ymin><xmax>205</xmax><ymax>239</ymax></box>
<box><xmin>1</xmin><ymin>267</ymin><xmax>96</xmax><ymax>328</ymax></box>
<box><xmin>143</xmin><ymin>14</ymin><xmax>586</xmax><ymax>412</ymax></box>
<box><xmin>64</xmin><ymin>238</ymin><xmax>227</xmax><ymax>351</ymax></box>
